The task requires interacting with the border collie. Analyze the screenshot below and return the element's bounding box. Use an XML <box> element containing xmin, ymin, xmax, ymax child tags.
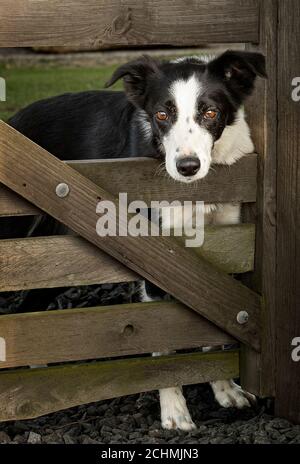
<box><xmin>8</xmin><ymin>50</ymin><xmax>266</xmax><ymax>431</ymax></box>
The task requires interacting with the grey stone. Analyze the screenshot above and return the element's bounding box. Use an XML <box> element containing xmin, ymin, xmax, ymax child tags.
<box><xmin>63</xmin><ymin>434</ymin><xmax>77</xmax><ymax>444</ymax></box>
<box><xmin>27</xmin><ymin>431</ymin><xmax>42</xmax><ymax>444</ymax></box>
<box><xmin>0</xmin><ymin>431</ymin><xmax>11</xmax><ymax>443</ymax></box>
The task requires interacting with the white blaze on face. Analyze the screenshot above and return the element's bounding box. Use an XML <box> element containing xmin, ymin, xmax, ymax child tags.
<box><xmin>163</xmin><ymin>75</ymin><xmax>213</xmax><ymax>182</ymax></box>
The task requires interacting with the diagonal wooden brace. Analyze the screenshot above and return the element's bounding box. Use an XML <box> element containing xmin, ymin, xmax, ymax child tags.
<box><xmin>0</xmin><ymin>121</ymin><xmax>261</xmax><ymax>350</ymax></box>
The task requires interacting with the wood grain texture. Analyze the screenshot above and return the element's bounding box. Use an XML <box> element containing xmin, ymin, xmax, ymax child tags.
<box><xmin>0</xmin><ymin>121</ymin><xmax>261</xmax><ymax>350</ymax></box>
<box><xmin>0</xmin><ymin>235</ymin><xmax>137</xmax><ymax>291</ymax></box>
<box><xmin>241</xmin><ymin>0</ymin><xmax>278</xmax><ymax>397</ymax></box>
<box><xmin>0</xmin><ymin>0</ymin><xmax>259</xmax><ymax>47</ymax></box>
<box><xmin>186</xmin><ymin>224</ymin><xmax>255</xmax><ymax>274</ymax></box>
<box><xmin>0</xmin><ymin>350</ymin><xmax>239</xmax><ymax>421</ymax></box>
<box><xmin>0</xmin><ymin>301</ymin><xmax>236</xmax><ymax>369</ymax></box>
<box><xmin>0</xmin><ymin>184</ymin><xmax>40</xmax><ymax>216</ymax></box>
<box><xmin>275</xmin><ymin>0</ymin><xmax>300</xmax><ymax>423</ymax></box>
<box><xmin>0</xmin><ymin>155</ymin><xmax>258</xmax><ymax>217</ymax></box>
<box><xmin>0</xmin><ymin>225</ymin><xmax>255</xmax><ymax>291</ymax></box>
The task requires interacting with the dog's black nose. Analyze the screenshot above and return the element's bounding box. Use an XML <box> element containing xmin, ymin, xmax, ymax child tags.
<box><xmin>176</xmin><ymin>157</ymin><xmax>200</xmax><ymax>176</ymax></box>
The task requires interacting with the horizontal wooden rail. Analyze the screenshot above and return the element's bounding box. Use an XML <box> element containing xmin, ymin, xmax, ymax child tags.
<box><xmin>0</xmin><ymin>185</ymin><xmax>40</xmax><ymax>216</ymax></box>
<box><xmin>0</xmin><ymin>1</ymin><xmax>259</xmax><ymax>47</ymax></box>
<box><xmin>0</xmin><ymin>235</ymin><xmax>137</xmax><ymax>291</ymax></box>
<box><xmin>0</xmin><ymin>350</ymin><xmax>239</xmax><ymax>421</ymax></box>
<box><xmin>72</xmin><ymin>156</ymin><xmax>258</xmax><ymax>203</ymax></box>
<box><xmin>0</xmin><ymin>301</ymin><xmax>236</xmax><ymax>369</ymax></box>
<box><xmin>0</xmin><ymin>122</ymin><xmax>261</xmax><ymax>350</ymax></box>
<box><xmin>0</xmin><ymin>225</ymin><xmax>255</xmax><ymax>291</ymax></box>
<box><xmin>0</xmin><ymin>155</ymin><xmax>257</xmax><ymax>217</ymax></box>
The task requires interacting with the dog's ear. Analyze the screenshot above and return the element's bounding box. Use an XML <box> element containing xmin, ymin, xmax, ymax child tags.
<box><xmin>207</xmin><ymin>50</ymin><xmax>267</xmax><ymax>102</ymax></box>
<box><xmin>105</xmin><ymin>55</ymin><xmax>161</xmax><ymax>107</ymax></box>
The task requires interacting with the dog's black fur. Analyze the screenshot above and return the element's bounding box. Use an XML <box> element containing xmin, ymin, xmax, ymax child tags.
<box><xmin>9</xmin><ymin>91</ymin><xmax>138</xmax><ymax>160</ymax></box>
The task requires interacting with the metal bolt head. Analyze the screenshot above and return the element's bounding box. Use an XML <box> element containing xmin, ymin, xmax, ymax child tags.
<box><xmin>237</xmin><ymin>310</ymin><xmax>249</xmax><ymax>325</ymax></box>
<box><xmin>55</xmin><ymin>183</ymin><xmax>70</xmax><ymax>198</ymax></box>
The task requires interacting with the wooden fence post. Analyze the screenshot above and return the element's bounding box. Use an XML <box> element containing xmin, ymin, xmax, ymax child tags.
<box><xmin>275</xmin><ymin>0</ymin><xmax>300</xmax><ymax>423</ymax></box>
<box><xmin>241</xmin><ymin>0</ymin><xmax>278</xmax><ymax>397</ymax></box>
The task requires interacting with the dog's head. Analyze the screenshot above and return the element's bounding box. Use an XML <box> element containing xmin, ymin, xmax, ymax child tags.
<box><xmin>106</xmin><ymin>51</ymin><xmax>266</xmax><ymax>183</ymax></box>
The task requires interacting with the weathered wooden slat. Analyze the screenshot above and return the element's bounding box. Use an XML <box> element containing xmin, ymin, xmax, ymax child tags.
<box><xmin>0</xmin><ymin>184</ymin><xmax>40</xmax><ymax>216</ymax></box>
<box><xmin>0</xmin><ymin>122</ymin><xmax>261</xmax><ymax>350</ymax></box>
<box><xmin>0</xmin><ymin>155</ymin><xmax>257</xmax><ymax>217</ymax></box>
<box><xmin>0</xmin><ymin>350</ymin><xmax>239</xmax><ymax>421</ymax></box>
<box><xmin>0</xmin><ymin>224</ymin><xmax>255</xmax><ymax>291</ymax></box>
<box><xmin>70</xmin><ymin>156</ymin><xmax>258</xmax><ymax>203</ymax></box>
<box><xmin>185</xmin><ymin>224</ymin><xmax>255</xmax><ymax>274</ymax></box>
<box><xmin>0</xmin><ymin>301</ymin><xmax>236</xmax><ymax>369</ymax></box>
<box><xmin>0</xmin><ymin>235</ymin><xmax>137</xmax><ymax>291</ymax></box>
<box><xmin>0</xmin><ymin>0</ymin><xmax>259</xmax><ymax>47</ymax></box>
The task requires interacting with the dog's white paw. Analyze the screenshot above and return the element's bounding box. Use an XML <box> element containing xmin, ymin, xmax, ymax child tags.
<box><xmin>159</xmin><ymin>387</ymin><xmax>196</xmax><ymax>431</ymax></box>
<box><xmin>210</xmin><ymin>380</ymin><xmax>256</xmax><ymax>409</ymax></box>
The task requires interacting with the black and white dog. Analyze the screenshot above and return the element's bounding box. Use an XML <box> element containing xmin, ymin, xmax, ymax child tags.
<box><xmin>9</xmin><ymin>50</ymin><xmax>266</xmax><ymax>430</ymax></box>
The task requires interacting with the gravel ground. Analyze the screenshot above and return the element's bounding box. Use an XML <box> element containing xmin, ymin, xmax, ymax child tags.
<box><xmin>0</xmin><ymin>388</ymin><xmax>299</xmax><ymax>444</ymax></box>
<box><xmin>0</xmin><ymin>284</ymin><xmax>299</xmax><ymax>444</ymax></box>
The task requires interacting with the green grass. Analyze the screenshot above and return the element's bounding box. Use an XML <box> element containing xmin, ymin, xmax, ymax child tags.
<box><xmin>0</xmin><ymin>64</ymin><xmax>121</xmax><ymax>121</ymax></box>
<box><xmin>0</xmin><ymin>50</ymin><xmax>208</xmax><ymax>120</ymax></box>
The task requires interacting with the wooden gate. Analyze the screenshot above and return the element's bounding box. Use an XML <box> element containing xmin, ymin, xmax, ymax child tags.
<box><xmin>0</xmin><ymin>0</ymin><xmax>299</xmax><ymax>424</ymax></box>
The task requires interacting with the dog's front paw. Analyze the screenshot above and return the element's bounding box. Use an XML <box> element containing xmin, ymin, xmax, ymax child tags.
<box><xmin>159</xmin><ymin>387</ymin><xmax>196</xmax><ymax>431</ymax></box>
<box><xmin>210</xmin><ymin>379</ymin><xmax>256</xmax><ymax>409</ymax></box>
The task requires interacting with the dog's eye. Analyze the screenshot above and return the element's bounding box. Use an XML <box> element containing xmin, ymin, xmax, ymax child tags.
<box><xmin>204</xmin><ymin>109</ymin><xmax>218</xmax><ymax>120</ymax></box>
<box><xmin>156</xmin><ymin>111</ymin><xmax>168</xmax><ymax>121</ymax></box>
